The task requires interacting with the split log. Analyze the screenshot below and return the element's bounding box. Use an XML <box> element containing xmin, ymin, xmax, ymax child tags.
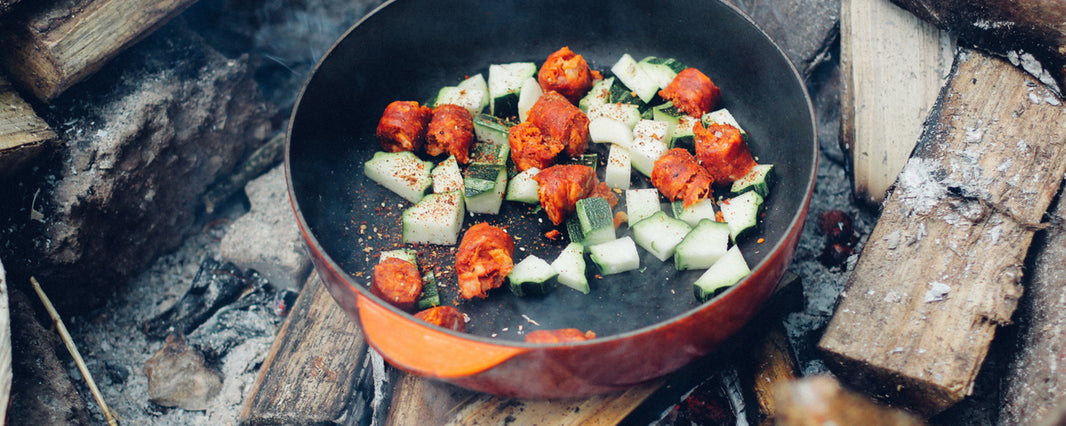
<box><xmin>818</xmin><ymin>48</ymin><xmax>1066</xmax><ymax>416</ymax></box>
<box><xmin>0</xmin><ymin>259</ymin><xmax>10</xmax><ymax>423</ymax></box>
<box><xmin>239</xmin><ymin>272</ymin><xmax>372</xmax><ymax>425</ymax></box>
<box><xmin>840</xmin><ymin>0</ymin><xmax>955</xmax><ymax>206</ymax></box>
<box><xmin>999</xmin><ymin>193</ymin><xmax>1066</xmax><ymax>425</ymax></box>
<box><xmin>0</xmin><ymin>0</ymin><xmax>199</xmax><ymax>101</ymax></box>
<box><xmin>386</xmin><ymin>373</ymin><xmax>663</xmax><ymax>426</ymax></box>
<box><xmin>0</xmin><ymin>74</ymin><xmax>55</xmax><ymax>176</ymax></box>
<box><xmin>773</xmin><ymin>375</ymin><xmax>926</xmax><ymax>426</ymax></box>
<box><xmin>891</xmin><ymin>0</ymin><xmax>1066</xmax><ymax>98</ymax></box>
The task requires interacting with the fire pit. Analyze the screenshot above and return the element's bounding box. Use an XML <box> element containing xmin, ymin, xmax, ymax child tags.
<box><xmin>0</xmin><ymin>0</ymin><xmax>1063</xmax><ymax>424</ymax></box>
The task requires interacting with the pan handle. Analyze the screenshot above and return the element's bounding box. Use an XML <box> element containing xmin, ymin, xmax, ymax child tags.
<box><xmin>356</xmin><ymin>294</ymin><xmax>527</xmax><ymax>378</ymax></box>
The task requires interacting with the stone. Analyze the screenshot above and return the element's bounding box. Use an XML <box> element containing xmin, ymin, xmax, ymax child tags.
<box><xmin>144</xmin><ymin>333</ymin><xmax>223</xmax><ymax>411</ymax></box>
<box><xmin>0</xmin><ymin>17</ymin><xmax>276</xmax><ymax>314</ymax></box>
<box><xmin>220</xmin><ymin>164</ymin><xmax>310</xmax><ymax>291</ymax></box>
<box><xmin>728</xmin><ymin>0</ymin><xmax>840</xmax><ymax>77</ymax></box>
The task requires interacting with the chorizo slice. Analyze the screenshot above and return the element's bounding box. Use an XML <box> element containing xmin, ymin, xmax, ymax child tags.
<box><xmin>538</xmin><ymin>46</ymin><xmax>595</xmax><ymax>104</ymax></box>
<box><xmin>532</xmin><ymin>164</ymin><xmax>598</xmax><ymax>225</ymax></box>
<box><xmin>651</xmin><ymin>148</ymin><xmax>714</xmax><ymax>208</ymax></box>
<box><xmin>413</xmin><ymin>306</ymin><xmax>467</xmax><ymax>332</ymax></box>
<box><xmin>526</xmin><ymin>91</ymin><xmax>590</xmax><ymax>158</ymax></box>
<box><xmin>694</xmin><ymin>122</ymin><xmax>756</xmax><ymax>184</ymax></box>
<box><xmin>508</xmin><ymin>121</ymin><xmax>564</xmax><ymax>171</ymax></box>
<box><xmin>376</xmin><ymin>100</ymin><xmax>432</xmax><ymax>153</ymax></box>
<box><xmin>524</xmin><ymin>328</ymin><xmax>596</xmax><ymax>343</ymax></box>
<box><xmin>455</xmin><ymin>222</ymin><xmax>516</xmax><ymax>299</ymax></box>
<box><xmin>371</xmin><ymin>257</ymin><xmax>424</xmax><ymax>312</ymax></box>
<box><xmin>425</xmin><ymin>104</ymin><xmax>475</xmax><ymax>164</ymax></box>
<box><xmin>658</xmin><ymin>68</ymin><xmax>721</xmax><ymax>118</ymax></box>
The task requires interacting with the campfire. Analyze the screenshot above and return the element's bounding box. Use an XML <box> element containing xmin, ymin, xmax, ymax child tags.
<box><xmin>0</xmin><ymin>0</ymin><xmax>1064</xmax><ymax>424</ymax></box>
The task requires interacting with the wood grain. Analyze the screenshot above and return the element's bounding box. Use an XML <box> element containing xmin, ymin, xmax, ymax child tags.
<box><xmin>0</xmin><ymin>74</ymin><xmax>55</xmax><ymax>176</ymax></box>
<box><xmin>818</xmin><ymin>48</ymin><xmax>1066</xmax><ymax>416</ymax></box>
<box><xmin>840</xmin><ymin>0</ymin><xmax>955</xmax><ymax>206</ymax></box>
<box><xmin>385</xmin><ymin>371</ymin><xmax>664</xmax><ymax>426</ymax></box>
<box><xmin>0</xmin><ymin>0</ymin><xmax>198</xmax><ymax>101</ymax></box>
<box><xmin>999</xmin><ymin>189</ymin><xmax>1066</xmax><ymax>425</ymax></box>
<box><xmin>239</xmin><ymin>273</ymin><xmax>371</xmax><ymax>424</ymax></box>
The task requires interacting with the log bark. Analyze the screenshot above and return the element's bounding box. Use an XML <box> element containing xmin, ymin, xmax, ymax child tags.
<box><xmin>0</xmin><ymin>74</ymin><xmax>55</xmax><ymax>176</ymax></box>
<box><xmin>840</xmin><ymin>0</ymin><xmax>955</xmax><ymax>206</ymax></box>
<box><xmin>0</xmin><ymin>259</ymin><xmax>10</xmax><ymax>424</ymax></box>
<box><xmin>890</xmin><ymin>0</ymin><xmax>1066</xmax><ymax>98</ymax></box>
<box><xmin>818</xmin><ymin>48</ymin><xmax>1066</xmax><ymax>416</ymax></box>
<box><xmin>239</xmin><ymin>273</ymin><xmax>372</xmax><ymax>425</ymax></box>
<box><xmin>999</xmin><ymin>193</ymin><xmax>1066</xmax><ymax>425</ymax></box>
<box><xmin>0</xmin><ymin>0</ymin><xmax>199</xmax><ymax>101</ymax></box>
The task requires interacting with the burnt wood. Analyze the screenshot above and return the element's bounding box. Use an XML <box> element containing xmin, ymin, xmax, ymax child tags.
<box><xmin>0</xmin><ymin>74</ymin><xmax>55</xmax><ymax>176</ymax></box>
<box><xmin>891</xmin><ymin>0</ymin><xmax>1066</xmax><ymax>98</ymax></box>
<box><xmin>819</xmin><ymin>48</ymin><xmax>1066</xmax><ymax>416</ymax></box>
<box><xmin>239</xmin><ymin>273</ymin><xmax>372</xmax><ymax>425</ymax></box>
<box><xmin>0</xmin><ymin>0</ymin><xmax>199</xmax><ymax>101</ymax></box>
<box><xmin>999</xmin><ymin>191</ymin><xmax>1066</xmax><ymax>424</ymax></box>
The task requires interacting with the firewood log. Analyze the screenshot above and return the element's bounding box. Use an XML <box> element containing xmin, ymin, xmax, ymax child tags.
<box><xmin>891</xmin><ymin>0</ymin><xmax>1066</xmax><ymax>98</ymax></box>
<box><xmin>818</xmin><ymin>48</ymin><xmax>1066</xmax><ymax>416</ymax></box>
<box><xmin>840</xmin><ymin>0</ymin><xmax>955</xmax><ymax>206</ymax></box>
<box><xmin>0</xmin><ymin>0</ymin><xmax>198</xmax><ymax>101</ymax></box>
<box><xmin>773</xmin><ymin>375</ymin><xmax>926</xmax><ymax>426</ymax></box>
<box><xmin>0</xmin><ymin>74</ymin><xmax>55</xmax><ymax>176</ymax></box>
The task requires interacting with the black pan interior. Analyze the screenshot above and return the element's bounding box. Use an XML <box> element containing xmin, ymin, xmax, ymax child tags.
<box><xmin>288</xmin><ymin>0</ymin><xmax>816</xmax><ymax>341</ymax></box>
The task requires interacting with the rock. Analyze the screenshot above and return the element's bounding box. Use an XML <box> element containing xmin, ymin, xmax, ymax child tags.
<box><xmin>0</xmin><ymin>18</ymin><xmax>276</xmax><ymax>314</ymax></box>
<box><xmin>220</xmin><ymin>164</ymin><xmax>310</xmax><ymax>291</ymax></box>
<box><xmin>6</xmin><ymin>287</ymin><xmax>91</xmax><ymax>424</ymax></box>
<box><xmin>144</xmin><ymin>333</ymin><xmax>223</xmax><ymax>411</ymax></box>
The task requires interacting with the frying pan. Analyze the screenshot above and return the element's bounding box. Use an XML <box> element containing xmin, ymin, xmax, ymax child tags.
<box><xmin>286</xmin><ymin>0</ymin><xmax>816</xmax><ymax>398</ymax></box>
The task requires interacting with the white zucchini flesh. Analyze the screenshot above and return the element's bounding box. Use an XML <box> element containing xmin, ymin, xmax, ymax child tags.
<box><xmin>628</xmin><ymin>134</ymin><xmax>668</xmax><ymax>178</ymax></box>
<box><xmin>505</xmin><ymin>167</ymin><xmax>540</xmax><ymax>204</ymax></box>
<box><xmin>434</xmin><ymin>85</ymin><xmax>487</xmax><ymax>116</ymax></box>
<box><xmin>401</xmin><ymin>191</ymin><xmax>465</xmax><ymax>245</ymax></box>
<box><xmin>551</xmin><ymin>242</ymin><xmax>589</xmax><ymax>294</ymax></box>
<box><xmin>625</xmin><ymin>188</ymin><xmax>661</xmax><ymax>227</ymax></box>
<box><xmin>632</xmin><ymin>119</ymin><xmax>671</xmax><ymax>143</ymax></box>
<box><xmin>671</xmin><ymin>198</ymin><xmax>717</xmax><ymax>227</ymax></box>
<box><xmin>586</xmin><ymin>102</ymin><xmax>642</xmax><ymax>129</ymax></box>
<box><xmin>702</xmin><ymin>108</ymin><xmax>747</xmax><ymax>137</ymax></box>
<box><xmin>604</xmin><ymin>144</ymin><xmax>631</xmax><ymax>190</ymax></box>
<box><xmin>720</xmin><ymin>190</ymin><xmax>764</xmax><ymax>244</ymax></box>
<box><xmin>363</xmin><ymin>151</ymin><xmax>433</xmax><ymax>203</ymax></box>
<box><xmin>588</xmin><ymin>236</ymin><xmax>641</xmax><ymax>275</ymax></box>
<box><xmin>589</xmin><ymin>117</ymin><xmax>634</xmax><ymax>149</ymax></box>
<box><xmin>693</xmin><ymin>246</ymin><xmax>750</xmax><ymax>302</ymax></box>
<box><xmin>378</xmin><ymin>248</ymin><xmax>418</xmax><ymax>265</ymax></box>
<box><xmin>488</xmin><ymin>62</ymin><xmax>537</xmax><ymax>117</ymax></box>
<box><xmin>517</xmin><ymin>77</ymin><xmax>543</xmax><ymax>122</ymax></box>
<box><xmin>631</xmin><ymin>211</ymin><xmax>692</xmax><ymax>262</ymax></box>
<box><xmin>431</xmin><ymin>155</ymin><xmax>464</xmax><ymax>194</ymax></box>
<box><xmin>610</xmin><ymin>53</ymin><xmax>660</xmax><ymax>103</ymax></box>
<box><xmin>579</xmin><ymin>76</ymin><xmax>614</xmax><ymax>112</ymax></box>
<box><xmin>674</xmin><ymin>219</ymin><xmax>730</xmax><ymax>271</ymax></box>
<box><xmin>463</xmin><ymin>164</ymin><xmax>508</xmax><ymax>215</ymax></box>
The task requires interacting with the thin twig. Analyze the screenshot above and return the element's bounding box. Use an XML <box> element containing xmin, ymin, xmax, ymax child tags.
<box><xmin>31</xmin><ymin>277</ymin><xmax>120</xmax><ymax>426</ymax></box>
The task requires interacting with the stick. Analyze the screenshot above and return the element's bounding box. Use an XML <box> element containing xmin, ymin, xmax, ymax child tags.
<box><xmin>31</xmin><ymin>277</ymin><xmax>119</xmax><ymax>426</ymax></box>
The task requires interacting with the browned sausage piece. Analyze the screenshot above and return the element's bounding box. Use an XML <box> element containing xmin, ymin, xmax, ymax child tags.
<box><xmin>455</xmin><ymin>223</ymin><xmax>515</xmax><ymax>299</ymax></box>
<box><xmin>651</xmin><ymin>148</ymin><xmax>714</xmax><ymax>208</ymax></box>
<box><xmin>413</xmin><ymin>306</ymin><xmax>467</xmax><ymax>332</ymax></box>
<box><xmin>524</xmin><ymin>328</ymin><xmax>596</xmax><ymax>343</ymax></box>
<box><xmin>508</xmin><ymin>121</ymin><xmax>565</xmax><ymax>171</ymax></box>
<box><xmin>371</xmin><ymin>257</ymin><xmax>424</xmax><ymax>312</ymax></box>
<box><xmin>376</xmin><ymin>100</ymin><xmax>432</xmax><ymax>153</ymax></box>
<box><xmin>658</xmin><ymin>68</ymin><xmax>721</xmax><ymax>118</ymax></box>
<box><xmin>526</xmin><ymin>91</ymin><xmax>590</xmax><ymax>158</ymax></box>
<box><xmin>538</xmin><ymin>46</ymin><xmax>595</xmax><ymax>104</ymax></box>
<box><xmin>425</xmin><ymin>104</ymin><xmax>475</xmax><ymax>164</ymax></box>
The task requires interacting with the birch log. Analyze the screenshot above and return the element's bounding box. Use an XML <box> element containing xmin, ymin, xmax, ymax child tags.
<box><xmin>841</xmin><ymin>0</ymin><xmax>955</xmax><ymax>206</ymax></box>
<box><xmin>818</xmin><ymin>48</ymin><xmax>1066</xmax><ymax>416</ymax></box>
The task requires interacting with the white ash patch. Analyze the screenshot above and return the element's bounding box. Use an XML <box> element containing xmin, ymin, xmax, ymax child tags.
<box><xmin>895</xmin><ymin>158</ymin><xmax>947</xmax><ymax>216</ymax></box>
<box><xmin>1007</xmin><ymin>50</ymin><xmax>1063</xmax><ymax>95</ymax></box>
<box><xmin>925</xmin><ymin>281</ymin><xmax>952</xmax><ymax>303</ymax></box>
